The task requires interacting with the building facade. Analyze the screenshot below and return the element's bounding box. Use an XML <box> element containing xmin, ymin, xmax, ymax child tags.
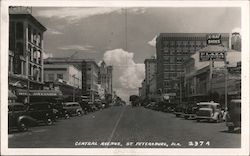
<box><xmin>98</xmin><ymin>61</ymin><xmax>113</xmax><ymax>95</ymax></box>
<box><xmin>231</xmin><ymin>32</ymin><xmax>241</xmax><ymax>51</ymax></box>
<box><xmin>144</xmin><ymin>57</ymin><xmax>157</xmax><ymax>97</ymax></box>
<box><xmin>155</xmin><ymin>33</ymin><xmax>230</xmax><ymax>95</ymax></box>
<box><xmin>44</xmin><ymin>64</ymin><xmax>82</xmax><ymax>89</ymax></box>
<box><xmin>183</xmin><ymin>46</ymin><xmax>241</xmax><ymax>106</ymax></box>
<box><xmin>8</xmin><ymin>10</ymin><xmax>47</xmax><ymax>103</ymax></box>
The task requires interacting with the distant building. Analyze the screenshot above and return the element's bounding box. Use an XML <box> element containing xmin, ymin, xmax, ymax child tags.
<box><xmin>8</xmin><ymin>8</ymin><xmax>47</xmax><ymax>103</ymax></box>
<box><xmin>98</xmin><ymin>61</ymin><xmax>113</xmax><ymax>95</ymax></box>
<box><xmin>156</xmin><ymin>33</ymin><xmax>230</xmax><ymax>95</ymax></box>
<box><xmin>144</xmin><ymin>57</ymin><xmax>157</xmax><ymax>97</ymax></box>
<box><xmin>231</xmin><ymin>32</ymin><xmax>241</xmax><ymax>51</ymax></box>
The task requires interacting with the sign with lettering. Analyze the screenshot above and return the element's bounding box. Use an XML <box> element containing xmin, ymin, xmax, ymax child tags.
<box><xmin>9</xmin><ymin>6</ymin><xmax>32</xmax><ymax>14</ymax></box>
<box><xmin>206</xmin><ymin>34</ymin><xmax>221</xmax><ymax>45</ymax></box>
<box><xmin>199</xmin><ymin>51</ymin><xmax>225</xmax><ymax>61</ymax></box>
<box><xmin>17</xmin><ymin>90</ymin><xmax>62</xmax><ymax>96</ymax></box>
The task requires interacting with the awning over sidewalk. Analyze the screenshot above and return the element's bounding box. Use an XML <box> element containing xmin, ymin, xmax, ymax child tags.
<box><xmin>16</xmin><ymin>89</ymin><xmax>63</xmax><ymax>97</ymax></box>
<box><xmin>8</xmin><ymin>90</ymin><xmax>17</xmax><ymax>99</ymax></box>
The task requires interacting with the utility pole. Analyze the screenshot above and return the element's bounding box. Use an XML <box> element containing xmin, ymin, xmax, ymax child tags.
<box><xmin>224</xmin><ymin>51</ymin><xmax>228</xmax><ymax>110</ymax></box>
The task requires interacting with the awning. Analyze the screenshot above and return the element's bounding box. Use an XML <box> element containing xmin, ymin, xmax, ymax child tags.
<box><xmin>16</xmin><ymin>89</ymin><xmax>63</xmax><ymax>97</ymax></box>
<box><xmin>8</xmin><ymin>90</ymin><xmax>17</xmax><ymax>99</ymax></box>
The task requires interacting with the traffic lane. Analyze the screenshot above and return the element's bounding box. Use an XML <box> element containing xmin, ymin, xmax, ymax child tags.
<box><xmin>110</xmin><ymin>106</ymin><xmax>240</xmax><ymax>148</ymax></box>
<box><xmin>9</xmin><ymin>106</ymin><xmax>125</xmax><ymax>148</ymax></box>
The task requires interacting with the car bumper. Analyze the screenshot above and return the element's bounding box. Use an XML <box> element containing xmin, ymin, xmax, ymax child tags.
<box><xmin>196</xmin><ymin>116</ymin><xmax>213</xmax><ymax>120</ymax></box>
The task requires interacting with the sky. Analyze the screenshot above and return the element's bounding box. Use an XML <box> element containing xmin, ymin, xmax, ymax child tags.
<box><xmin>31</xmin><ymin>7</ymin><xmax>241</xmax><ymax>102</ymax></box>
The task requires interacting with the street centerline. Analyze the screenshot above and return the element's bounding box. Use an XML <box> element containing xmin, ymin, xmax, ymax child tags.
<box><xmin>106</xmin><ymin>106</ymin><xmax>126</xmax><ymax>143</ymax></box>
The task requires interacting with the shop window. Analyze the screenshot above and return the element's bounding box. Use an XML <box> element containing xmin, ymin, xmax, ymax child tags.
<box><xmin>16</xmin><ymin>22</ymin><xmax>23</xmax><ymax>39</ymax></box>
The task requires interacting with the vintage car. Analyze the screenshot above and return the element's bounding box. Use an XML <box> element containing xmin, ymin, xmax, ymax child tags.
<box><xmin>52</xmin><ymin>102</ymin><xmax>70</xmax><ymax>119</ymax></box>
<box><xmin>8</xmin><ymin>103</ymin><xmax>36</xmax><ymax>132</ymax></box>
<box><xmin>196</xmin><ymin>102</ymin><xmax>223</xmax><ymax>122</ymax></box>
<box><xmin>174</xmin><ymin>104</ymin><xmax>185</xmax><ymax>117</ymax></box>
<box><xmin>183</xmin><ymin>104</ymin><xmax>198</xmax><ymax>119</ymax></box>
<box><xmin>26</xmin><ymin>102</ymin><xmax>55</xmax><ymax>125</ymax></box>
<box><xmin>226</xmin><ymin>99</ymin><xmax>241</xmax><ymax>132</ymax></box>
<box><xmin>63</xmin><ymin>102</ymin><xmax>83</xmax><ymax>116</ymax></box>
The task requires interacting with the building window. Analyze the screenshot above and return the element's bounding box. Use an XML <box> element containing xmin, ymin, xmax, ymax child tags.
<box><xmin>48</xmin><ymin>73</ymin><xmax>54</xmax><ymax>81</ymax></box>
<box><xmin>16</xmin><ymin>42</ymin><xmax>24</xmax><ymax>55</ymax></box>
<box><xmin>9</xmin><ymin>22</ymin><xmax>15</xmax><ymax>51</ymax></box>
<box><xmin>28</xmin><ymin>25</ymin><xmax>31</xmax><ymax>42</ymax></box>
<box><xmin>16</xmin><ymin>22</ymin><xmax>23</xmax><ymax>39</ymax></box>
<box><xmin>57</xmin><ymin>73</ymin><xmax>63</xmax><ymax>79</ymax></box>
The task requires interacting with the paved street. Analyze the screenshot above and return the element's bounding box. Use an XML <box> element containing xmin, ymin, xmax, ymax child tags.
<box><xmin>9</xmin><ymin>105</ymin><xmax>240</xmax><ymax>148</ymax></box>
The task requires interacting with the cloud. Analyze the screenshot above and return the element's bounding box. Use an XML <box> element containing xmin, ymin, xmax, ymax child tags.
<box><xmin>36</xmin><ymin>7</ymin><xmax>146</xmax><ymax>23</ymax></box>
<box><xmin>58</xmin><ymin>45</ymin><xmax>94</xmax><ymax>51</ymax></box>
<box><xmin>47</xmin><ymin>28</ymin><xmax>63</xmax><ymax>35</ymax></box>
<box><xmin>103</xmin><ymin>49</ymin><xmax>145</xmax><ymax>101</ymax></box>
<box><xmin>148</xmin><ymin>35</ymin><xmax>157</xmax><ymax>47</ymax></box>
<box><xmin>43</xmin><ymin>52</ymin><xmax>53</xmax><ymax>59</ymax></box>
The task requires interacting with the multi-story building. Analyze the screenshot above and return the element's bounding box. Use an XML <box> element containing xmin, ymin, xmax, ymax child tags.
<box><xmin>144</xmin><ymin>56</ymin><xmax>157</xmax><ymax>97</ymax></box>
<box><xmin>183</xmin><ymin>46</ymin><xmax>241</xmax><ymax>107</ymax></box>
<box><xmin>98</xmin><ymin>61</ymin><xmax>113</xmax><ymax>95</ymax></box>
<box><xmin>156</xmin><ymin>33</ymin><xmax>230</xmax><ymax>94</ymax></box>
<box><xmin>8</xmin><ymin>8</ymin><xmax>49</xmax><ymax>103</ymax></box>
<box><xmin>44</xmin><ymin>58</ymin><xmax>100</xmax><ymax>102</ymax></box>
<box><xmin>231</xmin><ymin>32</ymin><xmax>241</xmax><ymax>51</ymax></box>
<box><xmin>43</xmin><ymin>64</ymin><xmax>82</xmax><ymax>101</ymax></box>
<box><xmin>85</xmin><ymin>60</ymin><xmax>100</xmax><ymax>101</ymax></box>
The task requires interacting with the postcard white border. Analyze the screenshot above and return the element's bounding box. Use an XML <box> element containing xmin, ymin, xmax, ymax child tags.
<box><xmin>1</xmin><ymin>0</ymin><xmax>249</xmax><ymax>155</ymax></box>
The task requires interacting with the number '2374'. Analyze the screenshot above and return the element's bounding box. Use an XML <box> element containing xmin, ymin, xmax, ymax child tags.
<box><xmin>188</xmin><ymin>141</ymin><xmax>210</xmax><ymax>147</ymax></box>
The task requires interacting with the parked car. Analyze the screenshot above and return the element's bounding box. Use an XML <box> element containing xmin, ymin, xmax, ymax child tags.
<box><xmin>174</xmin><ymin>104</ymin><xmax>185</xmax><ymax>117</ymax></box>
<box><xmin>8</xmin><ymin>103</ymin><xmax>36</xmax><ymax>132</ymax></box>
<box><xmin>63</xmin><ymin>102</ymin><xmax>83</xmax><ymax>116</ymax></box>
<box><xmin>79</xmin><ymin>101</ymin><xmax>93</xmax><ymax>114</ymax></box>
<box><xmin>52</xmin><ymin>103</ymin><xmax>70</xmax><ymax>119</ymax></box>
<box><xmin>26</xmin><ymin>102</ymin><xmax>55</xmax><ymax>125</ymax></box>
<box><xmin>226</xmin><ymin>99</ymin><xmax>241</xmax><ymax>132</ymax></box>
<box><xmin>183</xmin><ymin>104</ymin><xmax>198</xmax><ymax>119</ymax></box>
<box><xmin>196</xmin><ymin>102</ymin><xmax>223</xmax><ymax>123</ymax></box>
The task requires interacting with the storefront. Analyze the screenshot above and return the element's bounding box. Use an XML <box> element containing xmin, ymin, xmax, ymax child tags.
<box><xmin>16</xmin><ymin>89</ymin><xmax>63</xmax><ymax>103</ymax></box>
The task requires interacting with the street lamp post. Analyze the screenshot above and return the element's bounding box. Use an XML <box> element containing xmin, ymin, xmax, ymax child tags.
<box><xmin>73</xmin><ymin>74</ymin><xmax>76</xmax><ymax>102</ymax></box>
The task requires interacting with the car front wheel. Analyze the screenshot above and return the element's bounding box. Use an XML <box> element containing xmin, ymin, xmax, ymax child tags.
<box><xmin>18</xmin><ymin>122</ymin><xmax>28</xmax><ymax>132</ymax></box>
<box><xmin>46</xmin><ymin>118</ymin><xmax>53</xmax><ymax>126</ymax></box>
<box><xmin>77</xmin><ymin>111</ymin><xmax>82</xmax><ymax>116</ymax></box>
<box><xmin>228</xmin><ymin>126</ymin><xmax>234</xmax><ymax>132</ymax></box>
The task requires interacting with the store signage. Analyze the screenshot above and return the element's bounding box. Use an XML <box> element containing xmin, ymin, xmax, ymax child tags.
<box><xmin>206</xmin><ymin>34</ymin><xmax>221</xmax><ymax>45</ymax></box>
<box><xmin>199</xmin><ymin>51</ymin><xmax>225</xmax><ymax>61</ymax></box>
<box><xmin>17</xmin><ymin>90</ymin><xmax>60</xmax><ymax>96</ymax></box>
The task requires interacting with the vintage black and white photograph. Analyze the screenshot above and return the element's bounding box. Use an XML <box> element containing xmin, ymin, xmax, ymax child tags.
<box><xmin>1</xmin><ymin>1</ymin><xmax>249</xmax><ymax>155</ymax></box>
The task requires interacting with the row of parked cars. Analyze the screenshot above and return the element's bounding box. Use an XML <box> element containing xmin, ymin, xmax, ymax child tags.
<box><xmin>8</xmin><ymin>100</ymin><xmax>105</xmax><ymax>133</ymax></box>
<box><xmin>144</xmin><ymin>99</ymin><xmax>241</xmax><ymax>132</ymax></box>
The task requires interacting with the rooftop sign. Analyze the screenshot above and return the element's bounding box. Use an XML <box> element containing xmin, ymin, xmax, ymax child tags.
<box><xmin>206</xmin><ymin>34</ymin><xmax>221</xmax><ymax>45</ymax></box>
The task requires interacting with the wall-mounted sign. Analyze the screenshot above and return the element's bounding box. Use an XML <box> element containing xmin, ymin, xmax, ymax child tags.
<box><xmin>199</xmin><ymin>51</ymin><xmax>225</xmax><ymax>62</ymax></box>
<box><xmin>206</xmin><ymin>34</ymin><xmax>221</xmax><ymax>45</ymax></box>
